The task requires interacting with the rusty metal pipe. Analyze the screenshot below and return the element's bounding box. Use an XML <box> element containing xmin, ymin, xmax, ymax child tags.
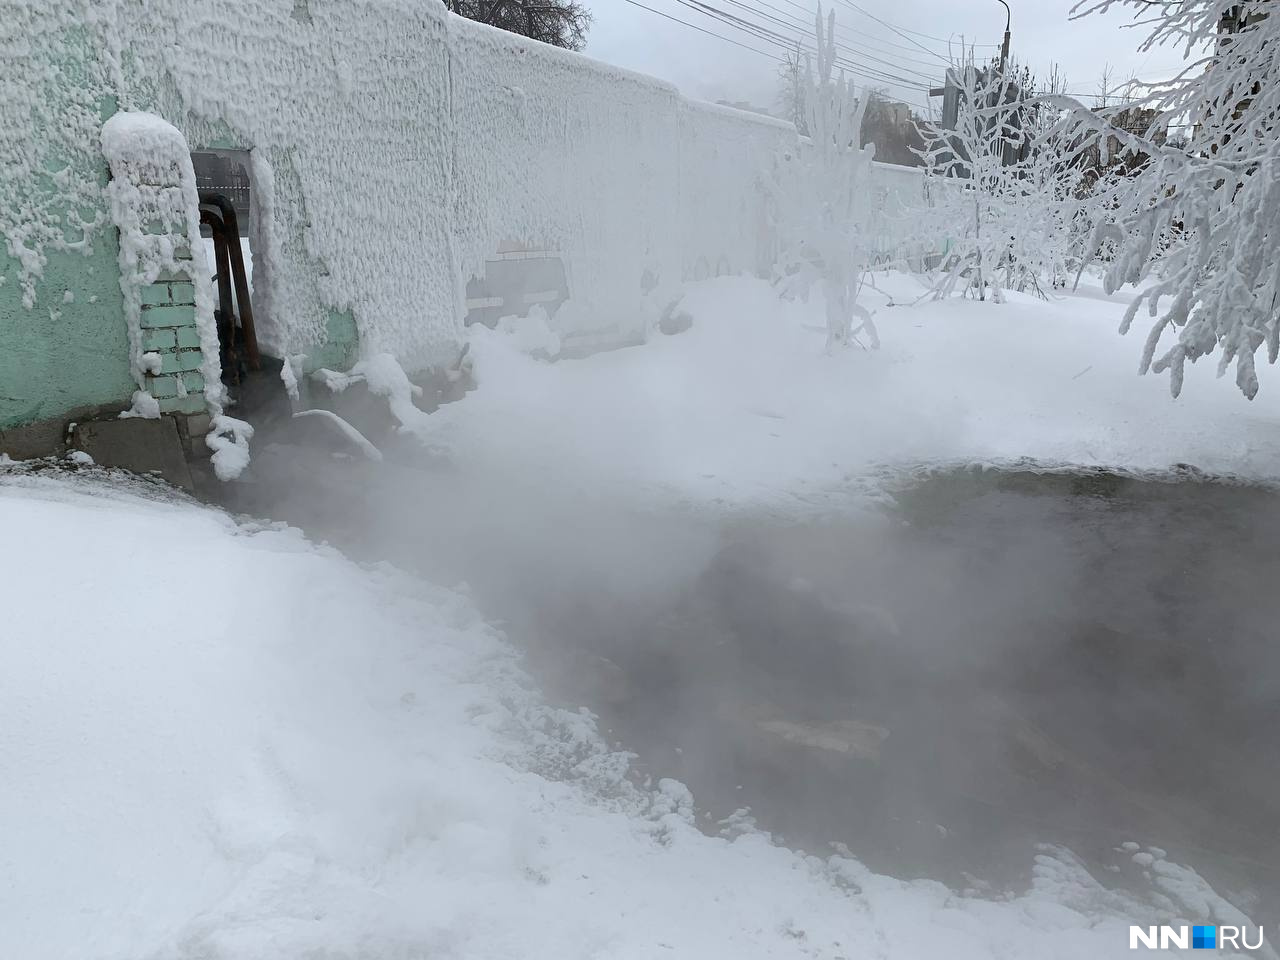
<box><xmin>199</xmin><ymin>191</ymin><xmax>260</xmax><ymax>370</ymax></box>
<box><xmin>201</xmin><ymin>207</ymin><xmax>240</xmax><ymax>385</ymax></box>
<box><xmin>200</xmin><ymin>208</ymin><xmax>237</xmax><ymax>333</ymax></box>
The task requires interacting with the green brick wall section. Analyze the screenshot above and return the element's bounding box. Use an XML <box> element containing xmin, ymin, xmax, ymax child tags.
<box><xmin>138</xmin><ymin>277</ymin><xmax>207</xmax><ymax>415</ymax></box>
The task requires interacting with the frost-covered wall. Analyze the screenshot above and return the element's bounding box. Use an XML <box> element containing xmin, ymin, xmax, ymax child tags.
<box><xmin>1</xmin><ymin>0</ymin><xmax>930</xmax><ymax>433</ymax></box>
<box><xmin>0</xmin><ymin>6</ymin><xmax>134</xmax><ymax>431</ymax></box>
<box><xmin>868</xmin><ymin>161</ymin><xmax>932</xmax><ymax>265</ymax></box>
<box><xmin>121</xmin><ymin>0</ymin><xmax>456</xmax><ymax>374</ymax></box>
<box><xmin>449</xmin><ymin>22</ymin><xmax>682</xmax><ymax>349</ymax></box>
<box><xmin>677</xmin><ymin>101</ymin><xmax>794</xmax><ymax>282</ymax></box>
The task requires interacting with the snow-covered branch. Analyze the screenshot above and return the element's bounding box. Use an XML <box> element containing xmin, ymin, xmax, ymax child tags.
<box><xmin>1064</xmin><ymin>0</ymin><xmax>1280</xmax><ymax>398</ymax></box>
<box><xmin>916</xmin><ymin>63</ymin><xmax>1088</xmax><ymax>302</ymax></box>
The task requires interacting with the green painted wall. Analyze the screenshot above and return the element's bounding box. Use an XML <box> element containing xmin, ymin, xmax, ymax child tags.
<box><xmin>0</xmin><ymin>28</ymin><xmax>134</xmax><ymax>431</ymax></box>
<box><xmin>0</xmin><ymin>246</ymin><xmax>134</xmax><ymax>430</ymax></box>
<box><xmin>309</xmin><ymin>309</ymin><xmax>360</xmax><ymax>374</ymax></box>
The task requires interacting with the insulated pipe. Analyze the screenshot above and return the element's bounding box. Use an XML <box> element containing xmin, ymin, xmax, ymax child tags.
<box><xmin>199</xmin><ymin>192</ymin><xmax>260</xmax><ymax>370</ymax></box>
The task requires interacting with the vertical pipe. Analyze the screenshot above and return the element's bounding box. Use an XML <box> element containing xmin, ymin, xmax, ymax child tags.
<box><xmin>201</xmin><ymin>208</ymin><xmax>239</xmax><ymax>385</ymax></box>
<box><xmin>200</xmin><ymin>192</ymin><xmax>260</xmax><ymax>370</ymax></box>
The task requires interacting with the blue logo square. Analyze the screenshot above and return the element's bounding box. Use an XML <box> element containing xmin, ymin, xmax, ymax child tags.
<box><xmin>1193</xmin><ymin>925</ymin><xmax>1216</xmax><ymax>949</ymax></box>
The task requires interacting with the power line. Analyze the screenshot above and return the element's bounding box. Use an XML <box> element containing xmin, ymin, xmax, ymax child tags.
<box><xmin>771</xmin><ymin>0</ymin><xmax>980</xmax><ymax>63</ymax></box>
<box><xmin>703</xmin><ymin>0</ymin><xmax>941</xmax><ymax>84</ymax></box>
<box><xmin>670</xmin><ymin>0</ymin><xmax>937</xmax><ymax>94</ymax></box>
<box><xmin>721</xmin><ymin>0</ymin><xmax>942</xmax><ymax>81</ymax></box>
<box><xmin>617</xmin><ymin>0</ymin><xmax>933</xmax><ymax>111</ymax></box>
<box><xmin>843</xmin><ymin>8</ymin><xmax>1001</xmax><ymax>48</ymax></box>
<box><xmin>754</xmin><ymin>0</ymin><xmax>958</xmax><ymax>70</ymax></box>
<box><xmin>617</xmin><ymin>0</ymin><xmax>784</xmax><ymax>62</ymax></box>
<box><xmin>831</xmin><ymin>0</ymin><xmax>955</xmax><ymax>62</ymax></box>
<box><xmin>888</xmin><ymin>25</ymin><xmax>1000</xmax><ymax>47</ymax></box>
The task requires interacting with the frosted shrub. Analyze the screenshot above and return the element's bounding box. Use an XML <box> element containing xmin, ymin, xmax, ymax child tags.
<box><xmin>769</xmin><ymin>7</ymin><xmax>878</xmax><ymax>353</ymax></box>
<box><xmin>917</xmin><ymin>64</ymin><xmax>1086</xmax><ymax>303</ymax></box>
<box><xmin>1064</xmin><ymin>0</ymin><xmax>1280</xmax><ymax>399</ymax></box>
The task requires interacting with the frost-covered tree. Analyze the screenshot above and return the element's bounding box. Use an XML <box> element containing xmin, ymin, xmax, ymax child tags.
<box><xmin>770</xmin><ymin>7</ymin><xmax>878</xmax><ymax>351</ymax></box>
<box><xmin>776</xmin><ymin>43</ymin><xmax>809</xmax><ymax>137</ymax></box>
<box><xmin>916</xmin><ymin>62</ymin><xmax>1086</xmax><ymax>301</ymax></box>
<box><xmin>1061</xmin><ymin>1</ymin><xmax>1280</xmax><ymax>399</ymax></box>
<box><xmin>447</xmin><ymin>0</ymin><xmax>591</xmax><ymax>50</ymax></box>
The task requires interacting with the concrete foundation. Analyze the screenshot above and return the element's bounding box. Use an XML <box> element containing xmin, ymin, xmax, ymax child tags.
<box><xmin>1</xmin><ymin>361</ymin><xmax>469</xmax><ymax>497</ymax></box>
<box><xmin>1</xmin><ymin>404</ymin><xmax>204</xmax><ymax>492</ymax></box>
<box><xmin>71</xmin><ymin>416</ymin><xmax>195</xmax><ymax>490</ymax></box>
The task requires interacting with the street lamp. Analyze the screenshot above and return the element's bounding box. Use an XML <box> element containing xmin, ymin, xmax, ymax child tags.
<box><xmin>996</xmin><ymin>0</ymin><xmax>1011</xmax><ymax>70</ymax></box>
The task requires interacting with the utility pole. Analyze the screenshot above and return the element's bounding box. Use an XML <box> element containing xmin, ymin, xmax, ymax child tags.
<box><xmin>996</xmin><ymin>0</ymin><xmax>1011</xmax><ymax>70</ymax></box>
<box><xmin>993</xmin><ymin>0</ymin><xmax>1013</xmax><ymax>166</ymax></box>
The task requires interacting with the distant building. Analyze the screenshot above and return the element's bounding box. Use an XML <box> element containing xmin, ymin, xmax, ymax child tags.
<box><xmin>1077</xmin><ymin>105</ymin><xmax>1168</xmax><ymax>187</ymax></box>
<box><xmin>1219</xmin><ymin>4</ymin><xmax>1265</xmax><ymax>35</ymax></box>
<box><xmin>860</xmin><ymin>96</ymin><xmax>924</xmax><ymax>167</ymax></box>
<box><xmin>1214</xmin><ymin>4</ymin><xmax>1267</xmax><ymax>141</ymax></box>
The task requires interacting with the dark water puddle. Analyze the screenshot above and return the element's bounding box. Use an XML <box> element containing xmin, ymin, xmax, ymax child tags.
<box><xmin>521</xmin><ymin>464</ymin><xmax>1280</xmax><ymax>916</ymax></box>
<box><xmin>224</xmin><ymin>447</ymin><xmax>1280</xmax><ymax>920</ymax></box>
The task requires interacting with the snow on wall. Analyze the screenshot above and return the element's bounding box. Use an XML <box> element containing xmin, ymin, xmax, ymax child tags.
<box><xmin>449</xmin><ymin>20</ymin><xmax>682</xmax><ymax>348</ymax></box>
<box><xmin>0</xmin><ymin>3</ymin><xmax>117</xmax><ymax>310</ymax></box>
<box><xmin>677</xmin><ymin>101</ymin><xmax>794</xmax><ymax>283</ymax></box>
<box><xmin>5</xmin><ymin>1</ymin><xmax>932</xmax><ymax>384</ymax></box>
<box><xmin>868</xmin><ymin>160</ymin><xmax>933</xmax><ymax>265</ymax></box>
<box><xmin>115</xmin><ymin>0</ymin><xmax>456</xmax><ymax>373</ymax></box>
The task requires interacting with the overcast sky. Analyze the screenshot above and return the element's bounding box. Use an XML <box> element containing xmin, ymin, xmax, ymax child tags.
<box><xmin>585</xmin><ymin>0</ymin><xmax>1196</xmax><ymax>116</ymax></box>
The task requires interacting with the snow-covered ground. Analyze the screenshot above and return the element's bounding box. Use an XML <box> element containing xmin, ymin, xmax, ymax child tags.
<box><xmin>4</xmin><ymin>277</ymin><xmax>1277</xmax><ymax>959</ymax></box>
<box><xmin>430</xmin><ymin>273</ymin><xmax>1280</xmax><ymax>511</ymax></box>
<box><xmin>1</xmin><ymin>468</ymin><xmax>1262</xmax><ymax>960</ymax></box>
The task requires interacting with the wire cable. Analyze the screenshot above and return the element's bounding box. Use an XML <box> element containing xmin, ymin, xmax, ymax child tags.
<box><xmin>688</xmin><ymin>0</ymin><xmax>938</xmax><ymax>86</ymax></box>
<box><xmin>617</xmin><ymin>0</ymin><xmax>785</xmax><ymax>62</ymax></box>
<box><xmin>831</xmin><ymin>0</ymin><xmax>954</xmax><ymax>62</ymax></box>
<box><xmin>770</xmin><ymin>0</ymin><xmax>974</xmax><ymax>62</ymax></box>
<box><xmin>617</xmin><ymin>0</ymin><xmax>935</xmax><ymax>111</ymax></box>
<box><xmin>719</xmin><ymin>0</ymin><xmax>943</xmax><ymax>80</ymax></box>
<box><xmin>673</xmin><ymin>0</ymin><xmax>938</xmax><ymax>92</ymax></box>
<box><xmin>719</xmin><ymin>0</ymin><xmax>941</xmax><ymax>72</ymax></box>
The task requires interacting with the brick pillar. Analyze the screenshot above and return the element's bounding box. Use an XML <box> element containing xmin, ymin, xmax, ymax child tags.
<box><xmin>101</xmin><ymin>112</ymin><xmax>222</xmax><ymax>418</ymax></box>
<box><xmin>139</xmin><ymin>274</ymin><xmax>208</xmax><ymax>414</ymax></box>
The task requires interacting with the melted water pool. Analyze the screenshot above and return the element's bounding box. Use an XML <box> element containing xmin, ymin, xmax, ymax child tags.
<box><xmin>229</xmin><ymin>451</ymin><xmax>1280</xmax><ymax>921</ymax></box>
